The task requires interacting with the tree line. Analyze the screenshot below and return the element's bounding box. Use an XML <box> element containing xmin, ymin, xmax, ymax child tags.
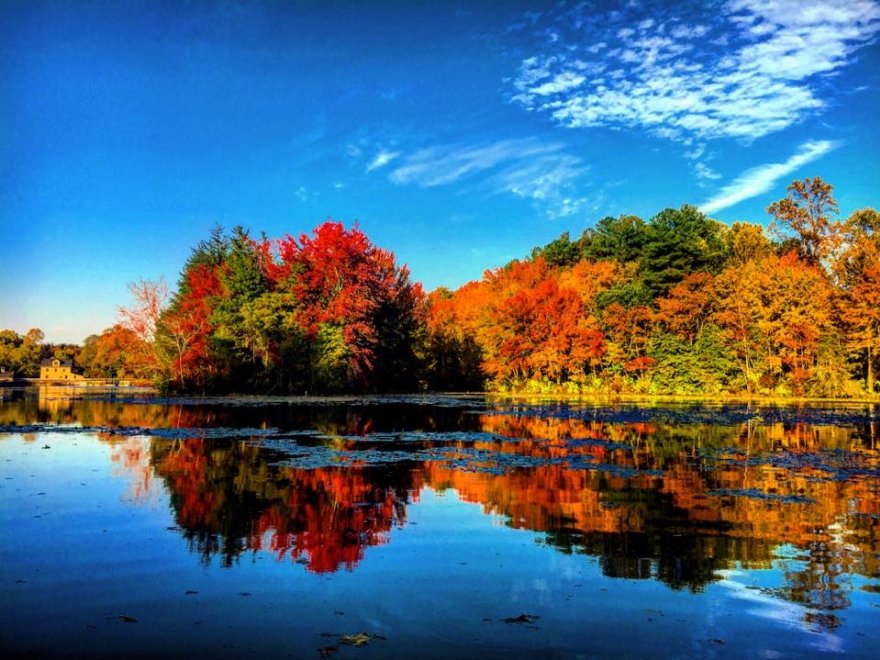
<box><xmin>429</xmin><ymin>177</ymin><xmax>879</xmax><ymax>397</ymax></box>
<box><xmin>3</xmin><ymin>176</ymin><xmax>878</xmax><ymax>397</ymax></box>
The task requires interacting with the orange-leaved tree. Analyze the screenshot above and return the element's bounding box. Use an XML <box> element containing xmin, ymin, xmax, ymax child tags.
<box><xmin>835</xmin><ymin>208</ymin><xmax>880</xmax><ymax>394</ymax></box>
<box><xmin>768</xmin><ymin>176</ymin><xmax>842</xmax><ymax>267</ymax></box>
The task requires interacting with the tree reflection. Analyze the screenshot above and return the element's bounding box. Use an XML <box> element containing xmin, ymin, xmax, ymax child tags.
<box><xmin>9</xmin><ymin>392</ymin><xmax>879</xmax><ymax>628</ymax></box>
<box><xmin>151</xmin><ymin>438</ymin><xmax>420</xmax><ymax>572</ymax></box>
<box><xmin>141</xmin><ymin>414</ymin><xmax>879</xmax><ymax>629</ymax></box>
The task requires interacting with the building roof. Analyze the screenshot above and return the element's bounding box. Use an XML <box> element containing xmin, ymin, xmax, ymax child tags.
<box><xmin>41</xmin><ymin>358</ymin><xmax>75</xmax><ymax>367</ymax></box>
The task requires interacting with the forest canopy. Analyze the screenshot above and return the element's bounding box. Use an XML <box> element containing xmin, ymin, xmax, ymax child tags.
<box><xmin>5</xmin><ymin>177</ymin><xmax>878</xmax><ymax>398</ymax></box>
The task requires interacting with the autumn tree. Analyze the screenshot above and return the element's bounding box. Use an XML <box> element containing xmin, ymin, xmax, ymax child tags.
<box><xmin>163</xmin><ymin>262</ymin><xmax>228</xmax><ymax>390</ymax></box>
<box><xmin>424</xmin><ymin>288</ymin><xmax>484</xmax><ymax>390</ymax></box>
<box><xmin>600</xmin><ymin>302</ymin><xmax>654</xmax><ymax>377</ymax></box>
<box><xmin>118</xmin><ymin>277</ymin><xmax>183</xmax><ymax>384</ymax></box>
<box><xmin>714</xmin><ymin>253</ymin><xmax>836</xmax><ymax>394</ymax></box>
<box><xmin>78</xmin><ymin>325</ymin><xmax>153</xmax><ymax>379</ymax></box>
<box><xmin>489</xmin><ymin>276</ymin><xmax>604</xmax><ymax>386</ymax></box>
<box><xmin>727</xmin><ymin>222</ymin><xmax>773</xmax><ymax>266</ymax></box>
<box><xmin>655</xmin><ymin>272</ymin><xmax>717</xmax><ymax>345</ymax></box>
<box><xmin>119</xmin><ymin>271</ymin><xmax>220</xmax><ymax>390</ymax></box>
<box><xmin>768</xmin><ymin>177</ymin><xmax>842</xmax><ymax>266</ymax></box>
<box><xmin>112</xmin><ymin>184</ymin><xmax>876</xmax><ymax>397</ymax></box>
<box><xmin>835</xmin><ymin>208</ymin><xmax>880</xmax><ymax>393</ymax></box>
<box><xmin>119</xmin><ymin>277</ymin><xmax>169</xmax><ymax>344</ymax></box>
<box><xmin>276</xmin><ymin>221</ymin><xmax>425</xmax><ymax>392</ymax></box>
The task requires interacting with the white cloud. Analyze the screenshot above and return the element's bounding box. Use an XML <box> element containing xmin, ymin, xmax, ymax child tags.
<box><xmin>699</xmin><ymin>139</ymin><xmax>839</xmax><ymax>214</ymax></box>
<box><xmin>386</xmin><ymin>138</ymin><xmax>590</xmax><ymax>217</ymax></box>
<box><xmin>530</xmin><ymin>71</ymin><xmax>586</xmax><ymax>96</ymax></box>
<box><xmin>366</xmin><ymin>149</ymin><xmax>401</xmax><ymax>172</ymax></box>
<box><xmin>388</xmin><ymin>138</ymin><xmax>564</xmax><ymax>187</ymax></box>
<box><xmin>492</xmin><ymin>153</ymin><xmax>587</xmax><ymax>206</ymax></box>
<box><xmin>510</xmin><ymin>1</ymin><xmax>880</xmax><ymax>145</ymax></box>
<box><xmin>694</xmin><ymin>162</ymin><xmax>722</xmax><ymax>181</ymax></box>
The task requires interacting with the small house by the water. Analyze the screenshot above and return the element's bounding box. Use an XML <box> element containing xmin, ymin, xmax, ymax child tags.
<box><xmin>0</xmin><ymin>367</ymin><xmax>14</xmax><ymax>382</ymax></box>
<box><xmin>40</xmin><ymin>358</ymin><xmax>85</xmax><ymax>382</ymax></box>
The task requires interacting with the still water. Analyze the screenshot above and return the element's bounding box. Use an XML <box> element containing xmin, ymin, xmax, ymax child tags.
<box><xmin>1</xmin><ymin>387</ymin><xmax>878</xmax><ymax>658</ymax></box>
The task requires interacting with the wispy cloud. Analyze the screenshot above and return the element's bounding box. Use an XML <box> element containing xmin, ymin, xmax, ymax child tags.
<box><xmin>386</xmin><ymin>138</ymin><xmax>591</xmax><ymax>217</ymax></box>
<box><xmin>700</xmin><ymin>139</ymin><xmax>839</xmax><ymax>214</ymax></box>
<box><xmin>509</xmin><ymin>1</ymin><xmax>879</xmax><ymax>146</ymax></box>
<box><xmin>694</xmin><ymin>162</ymin><xmax>722</xmax><ymax>181</ymax></box>
<box><xmin>491</xmin><ymin>154</ymin><xmax>590</xmax><ymax>218</ymax></box>
<box><xmin>366</xmin><ymin>149</ymin><xmax>401</xmax><ymax>172</ymax></box>
<box><xmin>389</xmin><ymin>138</ymin><xmax>562</xmax><ymax>187</ymax></box>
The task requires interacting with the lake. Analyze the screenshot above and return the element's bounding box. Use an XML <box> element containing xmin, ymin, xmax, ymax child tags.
<box><xmin>1</xmin><ymin>387</ymin><xmax>878</xmax><ymax>658</ymax></box>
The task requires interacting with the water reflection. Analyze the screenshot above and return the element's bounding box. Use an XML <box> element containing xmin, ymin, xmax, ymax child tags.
<box><xmin>152</xmin><ymin>438</ymin><xmax>418</xmax><ymax>572</ymax></box>
<box><xmin>2</xmin><ymin>387</ymin><xmax>879</xmax><ymax>630</ymax></box>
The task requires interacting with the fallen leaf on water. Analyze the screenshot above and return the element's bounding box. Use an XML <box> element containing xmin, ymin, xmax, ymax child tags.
<box><xmin>503</xmin><ymin>614</ymin><xmax>540</xmax><ymax>624</ymax></box>
<box><xmin>185</xmin><ymin>590</ymin><xmax>199</xmax><ymax>595</ymax></box>
<box><xmin>339</xmin><ymin>633</ymin><xmax>371</xmax><ymax>647</ymax></box>
<box><xmin>334</xmin><ymin>632</ymin><xmax>387</xmax><ymax>647</ymax></box>
<box><xmin>118</xmin><ymin>615</ymin><xmax>138</xmax><ymax>623</ymax></box>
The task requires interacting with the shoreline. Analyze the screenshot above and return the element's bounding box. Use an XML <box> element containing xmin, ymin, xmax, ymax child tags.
<box><xmin>483</xmin><ymin>390</ymin><xmax>880</xmax><ymax>405</ymax></box>
<box><xmin>1</xmin><ymin>383</ymin><xmax>877</xmax><ymax>406</ymax></box>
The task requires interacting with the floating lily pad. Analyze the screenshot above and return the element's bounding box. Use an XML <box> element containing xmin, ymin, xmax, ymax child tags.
<box><xmin>503</xmin><ymin>614</ymin><xmax>540</xmax><ymax>624</ymax></box>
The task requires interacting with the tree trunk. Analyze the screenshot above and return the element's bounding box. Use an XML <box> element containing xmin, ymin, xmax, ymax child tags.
<box><xmin>868</xmin><ymin>346</ymin><xmax>875</xmax><ymax>395</ymax></box>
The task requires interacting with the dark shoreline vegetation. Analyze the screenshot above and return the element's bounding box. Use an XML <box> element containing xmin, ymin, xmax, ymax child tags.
<box><xmin>2</xmin><ymin>176</ymin><xmax>879</xmax><ymax>399</ymax></box>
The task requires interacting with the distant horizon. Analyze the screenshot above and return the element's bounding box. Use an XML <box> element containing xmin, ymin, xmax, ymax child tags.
<box><xmin>3</xmin><ymin>0</ymin><xmax>879</xmax><ymax>343</ymax></box>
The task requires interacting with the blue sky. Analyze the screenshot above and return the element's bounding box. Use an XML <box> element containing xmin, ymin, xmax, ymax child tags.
<box><xmin>2</xmin><ymin>0</ymin><xmax>878</xmax><ymax>343</ymax></box>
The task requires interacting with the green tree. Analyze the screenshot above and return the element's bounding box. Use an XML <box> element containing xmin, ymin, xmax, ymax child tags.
<box><xmin>311</xmin><ymin>324</ymin><xmax>352</xmax><ymax>392</ymax></box>
<box><xmin>648</xmin><ymin>326</ymin><xmax>736</xmax><ymax>395</ymax></box>
<box><xmin>211</xmin><ymin>227</ymin><xmax>273</xmax><ymax>386</ymax></box>
<box><xmin>19</xmin><ymin>329</ymin><xmax>45</xmax><ymax>376</ymax></box>
<box><xmin>531</xmin><ymin>231</ymin><xmax>581</xmax><ymax>268</ymax></box>
<box><xmin>640</xmin><ymin>205</ymin><xmax>729</xmax><ymax>297</ymax></box>
<box><xmin>581</xmin><ymin>214</ymin><xmax>647</xmax><ymax>264</ymax></box>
